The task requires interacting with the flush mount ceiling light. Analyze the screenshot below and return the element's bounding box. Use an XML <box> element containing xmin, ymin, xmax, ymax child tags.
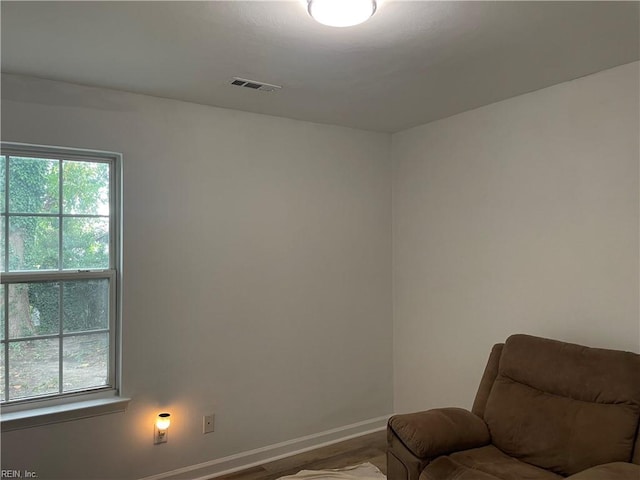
<box><xmin>308</xmin><ymin>0</ymin><xmax>377</xmax><ymax>27</ymax></box>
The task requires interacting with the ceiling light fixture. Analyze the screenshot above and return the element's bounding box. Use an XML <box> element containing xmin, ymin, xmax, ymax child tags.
<box><xmin>308</xmin><ymin>0</ymin><xmax>377</xmax><ymax>28</ymax></box>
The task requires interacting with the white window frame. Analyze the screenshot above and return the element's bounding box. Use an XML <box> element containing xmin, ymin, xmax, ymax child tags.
<box><xmin>0</xmin><ymin>142</ymin><xmax>128</xmax><ymax>429</ymax></box>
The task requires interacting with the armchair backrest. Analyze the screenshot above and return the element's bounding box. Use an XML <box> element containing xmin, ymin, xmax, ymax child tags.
<box><xmin>471</xmin><ymin>342</ymin><xmax>503</xmax><ymax>419</ymax></box>
<box><xmin>476</xmin><ymin>334</ymin><xmax>640</xmax><ymax>476</ymax></box>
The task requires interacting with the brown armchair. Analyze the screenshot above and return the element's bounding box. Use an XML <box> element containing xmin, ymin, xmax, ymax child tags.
<box><xmin>387</xmin><ymin>334</ymin><xmax>640</xmax><ymax>480</ymax></box>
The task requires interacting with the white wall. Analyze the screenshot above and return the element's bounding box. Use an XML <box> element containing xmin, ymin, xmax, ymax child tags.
<box><xmin>0</xmin><ymin>74</ymin><xmax>393</xmax><ymax>480</ymax></box>
<box><xmin>392</xmin><ymin>62</ymin><xmax>640</xmax><ymax>413</ymax></box>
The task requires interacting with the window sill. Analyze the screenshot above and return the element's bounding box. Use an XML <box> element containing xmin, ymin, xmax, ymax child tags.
<box><xmin>1</xmin><ymin>397</ymin><xmax>131</xmax><ymax>431</ymax></box>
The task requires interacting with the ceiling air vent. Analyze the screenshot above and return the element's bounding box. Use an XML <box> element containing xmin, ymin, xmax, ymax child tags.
<box><xmin>230</xmin><ymin>77</ymin><xmax>282</xmax><ymax>92</ymax></box>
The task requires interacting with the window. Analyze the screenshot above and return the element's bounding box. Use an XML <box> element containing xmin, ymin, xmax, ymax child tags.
<box><xmin>0</xmin><ymin>143</ymin><xmax>121</xmax><ymax>407</ymax></box>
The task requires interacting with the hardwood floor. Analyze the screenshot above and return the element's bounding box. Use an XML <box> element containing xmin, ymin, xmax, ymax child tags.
<box><xmin>216</xmin><ymin>431</ymin><xmax>387</xmax><ymax>480</ymax></box>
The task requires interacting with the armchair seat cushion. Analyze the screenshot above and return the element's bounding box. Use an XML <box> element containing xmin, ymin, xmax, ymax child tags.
<box><xmin>420</xmin><ymin>446</ymin><xmax>563</xmax><ymax>480</ymax></box>
<box><xmin>565</xmin><ymin>462</ymin><xmax>640</xmax><ymax>480</ymax></box>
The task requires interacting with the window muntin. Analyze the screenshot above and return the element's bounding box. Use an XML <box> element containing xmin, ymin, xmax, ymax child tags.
<box><xmin>0</xmin><ymin>144</ymin><xmax>120</xmax><ymax>406</ymax></box>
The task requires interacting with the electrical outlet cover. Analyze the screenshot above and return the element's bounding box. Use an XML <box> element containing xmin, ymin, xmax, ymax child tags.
<box><xmin>203</xmin><ymin>414</ymin><xmax>215</xmax><ymax>434</ymax></box>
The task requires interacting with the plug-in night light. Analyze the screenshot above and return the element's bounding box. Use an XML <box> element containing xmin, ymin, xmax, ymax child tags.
<box><xmin>154</xmin><ymin>412</ymin><xmax>171</xmax><ymax>444</ymax></box>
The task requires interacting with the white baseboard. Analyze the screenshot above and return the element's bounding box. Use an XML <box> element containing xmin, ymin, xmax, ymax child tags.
<box><xmin>140</xmin><ymin>414</ymin><xmax>391</xmax><ymax>480</ymax></box>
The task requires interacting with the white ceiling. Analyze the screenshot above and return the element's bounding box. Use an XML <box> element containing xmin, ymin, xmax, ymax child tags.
<box><xmin>1</xmin><ymin>1</ymin><xmax>638</xmax><ymax>133</ymax></box>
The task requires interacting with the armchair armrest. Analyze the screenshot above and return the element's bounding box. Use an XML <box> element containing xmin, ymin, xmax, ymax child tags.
<box><xmin>388</xmin><ymin>407</ymin><xmax>490</xmax><ymax>459</ymax></box>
